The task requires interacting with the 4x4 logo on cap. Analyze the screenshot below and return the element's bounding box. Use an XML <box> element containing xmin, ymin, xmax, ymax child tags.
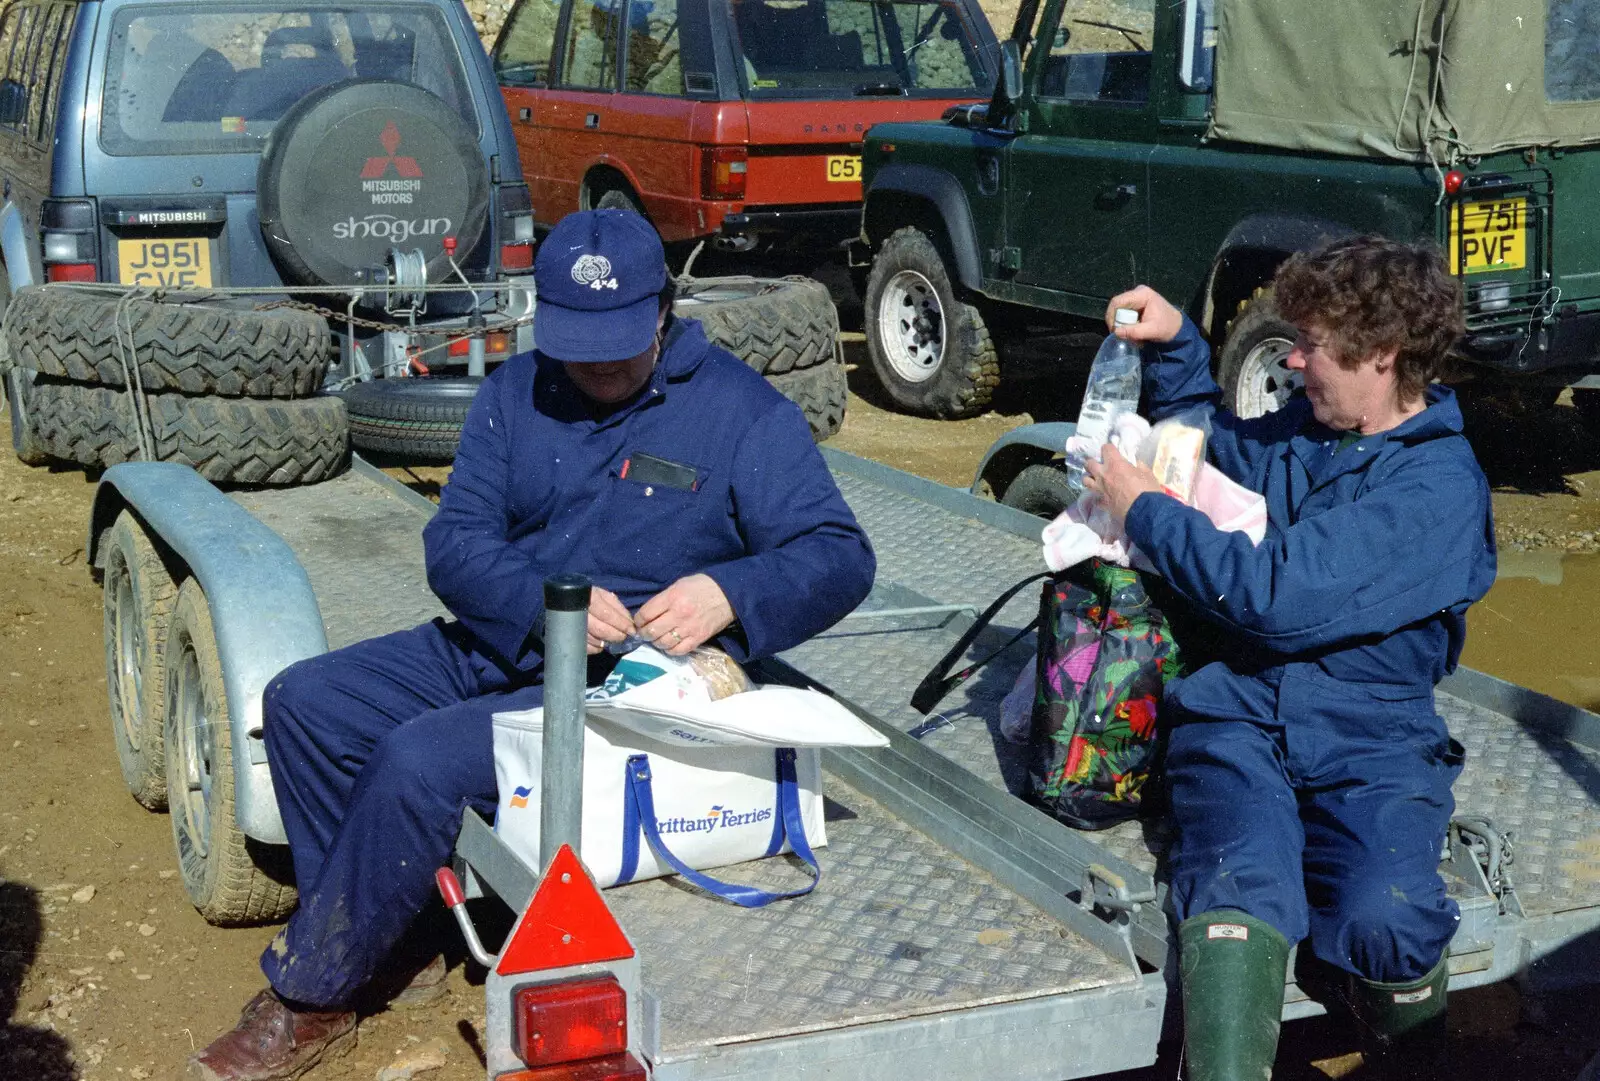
<box><xmin>360</xmin><ymin>120</ymin><xmax>423</xmax><ymax>180</ymax></box>
<box><xmin>571</xmin><ymin>253</ymin><xmax>618</xmax><ymax>290</ymax></box>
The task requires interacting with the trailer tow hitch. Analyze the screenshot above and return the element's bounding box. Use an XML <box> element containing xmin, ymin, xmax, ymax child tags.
<box><xmin>1449</xmin><ymin>815</ymin><xmax>1523</xmax><ymax>917</ymax></box>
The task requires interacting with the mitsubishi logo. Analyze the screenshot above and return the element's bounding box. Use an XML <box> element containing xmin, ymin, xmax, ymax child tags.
<box><xmin>360</xmin><ymin>120</ymin><xmax>423</xmax><ymax>179</ymax></box>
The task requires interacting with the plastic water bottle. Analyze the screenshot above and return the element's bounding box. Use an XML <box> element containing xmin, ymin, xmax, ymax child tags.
<box><xmin>1063</xmin><ymin>307</ymin><xmax>1143</xmax><ymax>489</ymax></box>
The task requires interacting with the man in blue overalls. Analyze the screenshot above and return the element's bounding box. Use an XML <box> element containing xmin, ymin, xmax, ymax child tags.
<box><xmin>1083</xmin><ymin>237</ymin><xmax>1495</xmax><ymax>1080</ymax></box>
<box><xmin>190</xmin><ymin>209</ymin><xmax>876</xmax><ymax>1081</ymax></box>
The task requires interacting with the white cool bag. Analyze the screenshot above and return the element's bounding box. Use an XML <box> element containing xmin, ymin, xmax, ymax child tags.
<box><xmin>491</xmin><ymin>646</ymin><xmax>887</xmax><ymax>906</ymax></box>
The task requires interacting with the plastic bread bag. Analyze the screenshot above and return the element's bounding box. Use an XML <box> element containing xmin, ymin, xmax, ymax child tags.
<box><xmin>1137</xmin><ymin>408</ymin><xmax>1210</xmax><ymax>504</ymax></box>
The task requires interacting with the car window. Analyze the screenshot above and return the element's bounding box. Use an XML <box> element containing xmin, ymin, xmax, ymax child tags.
<box><xmin>27</xmin><ymin>4</ymin><xmax>65</xmax><ymax>141</ymax></box>
<box><xmin>1037</xmin><ymin>0</ymin><xmax>1153</xmax><ymax>105</ymax></box>
<box><xmin>624</xmin><ymin>0</ymin><xmax>681</xmax><ymax>94</ymax></box>
<box><xmin>1547</xmin><ymin>0</ymin><xmax>1600</xmax><ymax>102</ymax></box>
<box><xmin>729</xmin><ymin>0</ymin><xmax>989</xmax><ymax>98</ymax></box>
<box><xmin>495</xmin><ymin>0</ymin><xmax>560</xmax><ymax>87</ymax></box>
<box><xmin>99</xmin><ymin>3</ymin><xmax>476</xmax><ymax>157</ymax></box>
<box><xmin>0</xmin><ymin>4</ymin><xmax>35</xmax><ymax>137</ymax></box>
<box><xmin>41</xmin><ymin>4</ymin><xmax>76</xmax><ymax>140</ymax></box>
<box><xmin>559</xmin><ymin>0</ymin><xmax>620</xmax><ymax>89</ymax></box>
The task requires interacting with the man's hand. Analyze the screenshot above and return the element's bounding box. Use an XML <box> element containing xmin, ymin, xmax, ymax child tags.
<box><xmin>1106</xmin><ymin>285</ymin><xmax>1184</xmax><ymax>345</ymax></box>
<box><xmin>1083</xmin><ymin>443</ymin><xmax>1167</xmax><ymax>529</ymax></box>
<box><xmin>586</xmin><ymin>586</ymin><xmax>635</xmax><ymax>655</ymax></box>
<box><xmin>634</xmin><ymin>573</ymin><xmax>735</xmax><ymax>657</ymax></box>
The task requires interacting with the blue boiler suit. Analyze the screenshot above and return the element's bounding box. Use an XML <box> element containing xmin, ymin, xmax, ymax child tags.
<box><xmin>259</xmin><ymin>319</ymin><xmax>876</xmax><ymax>1007</ymax></box>
<box><xmin>1123</xmin><ymin>319</ymin><xmax>1496</xmax><ymax>983</ymax></box>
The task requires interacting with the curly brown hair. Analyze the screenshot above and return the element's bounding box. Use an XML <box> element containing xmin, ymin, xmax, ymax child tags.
<box><xmin>1272</xmin><ymin>235</ymin><xmax>1464</xmax><ymax>403</ymax></box>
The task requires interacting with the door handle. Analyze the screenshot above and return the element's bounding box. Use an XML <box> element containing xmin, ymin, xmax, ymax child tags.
<box><xmin>518</xmin><ymin>107</ymin><xmax>531</xmax><ymax>121</ymax></box>
<box><xmin>1096</xmin><ymin>182</ymin><xmax>1138</xmax><ymax>208</ymax></box>
<box><xmin>585</xmin><ymin>113</ymin><xmax>600</xmax><ymax>129</ymax></box>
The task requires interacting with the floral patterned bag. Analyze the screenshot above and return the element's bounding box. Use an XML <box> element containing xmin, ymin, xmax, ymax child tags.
<box><xmin>1027</xmin><ymin>560</ymin><xmax>1185</xmax><ymax>830</ymax></box>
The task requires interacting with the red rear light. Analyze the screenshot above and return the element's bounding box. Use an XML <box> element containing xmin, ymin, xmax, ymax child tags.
<box><xmin>515</xmin><ymin>976</ymin><xmax>627</xmax><ymax>1068</ymax></box>
<box><xmin>496</xmin><ymin>1052</ymin><xmax>648</xmax><ymax>1080</ymax></box>
<box><xmin>47</xmin><ymin>263</ymin><xmax>97</xmax><ymax>282</ymax></box>
<box><xmin>1444</xmin><ymin>169</ymin><xmax>1465</xmax><ymax>195</ymax></box>
<box><xmin>502</xmin><ymin>241</ymin><xmax>534</xmax><ymax>270</ymax></box>
<box><xmin>701</xmin><ymin>146</ymin><xmax>748</xmax><ymax>201</ymax></box>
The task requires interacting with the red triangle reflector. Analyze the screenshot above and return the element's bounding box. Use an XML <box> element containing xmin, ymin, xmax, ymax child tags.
<box><xmin>497</xmin><ymin>845</ymin><xmax>634</xmax><ymax>976</ymax></box>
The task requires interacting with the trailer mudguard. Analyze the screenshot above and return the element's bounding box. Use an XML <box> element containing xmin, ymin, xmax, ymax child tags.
<box><xmin>970</xmin><ymin>421</ymin><xmax>1076</xmax><ymax>496</ymax></box>
<box><xmin>88</xmin><ymin>462</ymin><xmax>327</xmax><ymax>844</ymax></box>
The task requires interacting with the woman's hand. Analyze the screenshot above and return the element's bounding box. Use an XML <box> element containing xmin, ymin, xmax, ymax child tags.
<box><xmin>1106</xmin><ymin>285</ymin><xmax>1185</xmax><ymax>344</ymax></box>
<box><xmin>1083</xmin><ymin>443</ymin><xmax>1167</xmax><ymax>529</ymax></box>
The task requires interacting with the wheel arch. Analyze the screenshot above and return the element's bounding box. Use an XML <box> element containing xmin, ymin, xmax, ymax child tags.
<box><xmin>581</xmin><ymin>161</ymin><xmax>645</xmax><ymax>211</ymax></box>
<box><xmin>0</xmin><ymin>199</ymin><xmax>37</xmax><ymax>291</ymax></box>
<box><xmin>863</xmin><ymin>163</ymin><xmax>984</xmax><ymax>292</ymax></box>
<box><xmin>88</xmin><ymin>463</ymin><xmax>328</xmax><ymax>844</ymax></box>
<box><xmin>1199</xmin><ymin>214</ymin><xmax>1358</xmax><ymax>340</ymax></box>
<box><xmin>970</xmin><ymin>421</ymin><xmax>1076</xmax><ymax>498</ymax></box>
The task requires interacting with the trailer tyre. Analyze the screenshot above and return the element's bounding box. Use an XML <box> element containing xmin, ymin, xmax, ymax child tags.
<box><xmin>5</xmin><ymin>286</ymin><xmax>330</xmax><ymax>398</ymax></box>
<box><xmin>1000</xmin><ymin>463</ymin><xmax>1079</xmax><ymax>519</ymax></box>
<box><xmin>768</xmin><ymin>358</ymin><xmax>847</xmax><ymax>442</ymax></box>
<box><xmin>103</xmin><ymin>512</ymin><xmax>179</xmax><ymax>811</ymax></box>
<box><xmin>342</xmin><ymin>375</ymin><xmax>481</xmax><ymax>461</ymax></box>
<box><xmin>1217</xmin><ymin>289</ymin><xmax>1302</xmax><ymax>419</ymax></box>
<box><xmin>865</xmin><ymin>227</ymin><xmax>998</xmax><ymax>419</ymax></box>
<box><xmin>5</xmin><ymin>366</ymin><xmax>47</xmax><ymax>464</ymax></box>
<box><xmin>29</xmin><ymin>381</ymin><xmax>348</xmax><ymax>485</ymax></box>
<box><xmin>164</xmin><ymin>579</ymin><xmax>297</xmax><ymax>925</ymax></box>
<box><xmin>675</xmin><ymin>276</ymin><xmax>839</xmax><ymax>376</ymax></box>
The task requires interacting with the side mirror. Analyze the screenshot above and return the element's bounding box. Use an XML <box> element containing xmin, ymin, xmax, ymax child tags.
<box><xmin>0</xmin><ymin>79</ymin><xmax>26</xmax><ymax>127</ymax></box>
<box><xmin>987</xmin><ymin>39</ymin><xmax>1023</xmax><ymax>130</ymax></box>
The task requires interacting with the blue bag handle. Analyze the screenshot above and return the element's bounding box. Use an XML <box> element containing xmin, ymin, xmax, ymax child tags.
<box><xmin>619</xmin><ymin>747</ymin><xmax>820</xmax><ymax>907</ymax></box>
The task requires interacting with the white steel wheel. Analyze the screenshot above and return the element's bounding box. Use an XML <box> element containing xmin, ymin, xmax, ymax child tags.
<box><xmin>1217</xmin><ymin>288</ymin><xmax>1303</xmax><ymax>419</ymax></box>
<box><xmin>102</xmin><ymin>511</ymin><xmax>178</xmax><ymax>810</ymax></box>
<box><xmin>163</xmin><ymin>579</ymin><xmax>296</xmax><ymax>926</ymax></box>
<box><xmin>876</xmin><ymin>268</ymin><xmax>946</xmax><ymax>384</ymax></box>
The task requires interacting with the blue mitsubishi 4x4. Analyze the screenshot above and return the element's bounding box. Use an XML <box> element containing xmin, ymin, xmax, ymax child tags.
<box><xmin>0</xmin><ymin>0</ymin><xmax>539</xmax><ymax>480</ymax></box>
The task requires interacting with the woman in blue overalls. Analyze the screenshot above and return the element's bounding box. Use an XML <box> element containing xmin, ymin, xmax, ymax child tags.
<box><xmin>1084</xmin><ymin>237</ymin><xmax>1496</xmax><ymax>1080</ymax></box>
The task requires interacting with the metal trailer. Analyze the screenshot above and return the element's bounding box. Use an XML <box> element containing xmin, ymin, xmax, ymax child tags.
<box><xmin>86</xmin><ymin>448</ymin><xmax>1600</xmax><ymax>1080</ymax></box>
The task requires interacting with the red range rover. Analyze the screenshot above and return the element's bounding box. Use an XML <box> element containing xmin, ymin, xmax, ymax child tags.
<box><xmin>492</xmin><ymin>0</ymin><xmax>998</xmax><ymax>255</ymax></box>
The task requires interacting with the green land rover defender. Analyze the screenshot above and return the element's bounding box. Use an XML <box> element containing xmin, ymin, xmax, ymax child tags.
<box><xmin>857</xmin><ymin>0</ymin><xmax>1600</xmax><ymax>423</ymax></box>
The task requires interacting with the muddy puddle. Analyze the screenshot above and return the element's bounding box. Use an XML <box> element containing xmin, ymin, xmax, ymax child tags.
<box><xmin>1464</xmin><ymin>551</ymin><xmax>1600</xmax><ymax>713</ymax></box>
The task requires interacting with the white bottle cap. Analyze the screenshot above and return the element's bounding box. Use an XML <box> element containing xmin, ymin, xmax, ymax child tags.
<box><xmin>1114</xmin><ymin>307</ymin><xmax>1139</xmax><ymax>327</ymax></box>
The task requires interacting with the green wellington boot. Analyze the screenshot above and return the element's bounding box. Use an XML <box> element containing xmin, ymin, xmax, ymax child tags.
<box><xmin>1347</xmin><ymin>953</ymin><xmax>1450</xmax><ymax>1080</ymax></box>
<box><xmin>1178</xmin><ymin>910</ymin><xmax>1292</xmax><ymax>1081</ymax></box>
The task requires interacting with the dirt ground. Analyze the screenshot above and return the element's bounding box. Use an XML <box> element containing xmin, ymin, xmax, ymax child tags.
<box><xmin>3</xmin><ymin>355</ymin><xmax>1600</xmax><ymax>1081</ymax></box>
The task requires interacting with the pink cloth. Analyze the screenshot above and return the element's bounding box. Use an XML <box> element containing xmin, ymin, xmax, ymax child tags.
<box><xmin>1041</xmin><ymin>418</ymin><xmax>1268</xmax><ymax>573</ymax></box>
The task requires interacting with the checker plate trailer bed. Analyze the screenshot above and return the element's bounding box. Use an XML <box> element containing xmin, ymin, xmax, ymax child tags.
<box><xmin>85</xmin><ymin>449</ymin><xmax>1600</xmax><ymax>1080</ymax></box>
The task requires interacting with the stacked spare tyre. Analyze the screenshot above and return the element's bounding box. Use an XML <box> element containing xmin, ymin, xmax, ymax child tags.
<box><xmin>4</xmin><ymin>288</ymin><xmax>346</xmax><ymax>484</ymax></box>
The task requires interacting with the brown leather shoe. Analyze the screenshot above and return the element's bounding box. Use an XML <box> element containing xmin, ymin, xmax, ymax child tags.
<box><xmin>187</xmin><ymin>989</ymin><xmax>356</xmax><ymax>1081</ymax></box>
<box><xmin>388</xmin><ymin>953</ymin><xmax>448</xmax><ymax>1010</ymax></box>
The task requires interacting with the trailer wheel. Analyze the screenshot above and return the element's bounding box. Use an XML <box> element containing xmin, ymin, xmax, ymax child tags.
<box><xmin>1216</xmin><ymin>289</ymin><xmax>1302</xmax><ymax>419</ymax></box>
<box><xmin>5</xmin><ymin>366</ymin><xmax>47</xmax><ymax>464</ymax></box>
<box><xmin>1001</xmin><ymin>463</ymin><xmax>1078</xmax><ymax>519</ymax></box>
<box><xmin>5</xmin><ymin>285</ymin><xmax>330</xmax><ymax>397</ymax></box>
<box><xmin>675</xmin><ymin>276</ymin><xmax>839</xmax><ymax>376</ymax></box>
<box><xmin>768</xmin><ymin>357</ymin><xmax>847</xmax><ymax>441</ymax></box>
<box><xmin>164</xmin><ymin>579</ymin><xmax>297</xmax><ymax>925</ymax></box>
<box><xmin>341</xmin><ymin>375</ymin><xmax>481</xmax><ymax>462</ymax></box>
<box><xmin>28</xmin><ymin>381</ymin><xmax>348</xmax><ymax>485</ymax></box>
<box><xmin>864</xmin><ymin>227</ymin><xmax>998</xmax><ymax>419</ymax></box>
<box><xmin>103</xmin><ymin>512</ymin><xmax>178</xmax><ymax>811</ymax></box>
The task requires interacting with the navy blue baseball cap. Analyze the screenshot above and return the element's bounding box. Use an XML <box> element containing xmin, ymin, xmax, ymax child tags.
<box><xmin>534</xmin><ymin>209</ymin><xmax>667</xmax><ymax>363</ymax></box>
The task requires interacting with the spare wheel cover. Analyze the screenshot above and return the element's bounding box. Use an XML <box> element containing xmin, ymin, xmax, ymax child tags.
<box><xmin>257</xmin><ymin>79</ymin><xmax>488</xmax><ymax>287</ymax></box>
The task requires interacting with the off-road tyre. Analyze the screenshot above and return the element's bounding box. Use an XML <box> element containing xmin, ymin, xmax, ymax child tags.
<box><xmin>676</xmin><ymin>276</ymin><xmax>839</xmax><ymax>376</ymax></box>
<box><xmin>163</xmin><ymin>579</ymin><xmax>297</xmax><ymax>925</ymax></box>
<box><xmin>28</xmin><ymin>381</ymin><xmax>348</xmax><ymax>484</ymax></box>
<box><xmin>864</xmin><ymin>227</ymin><xmax>998</xmax><ymax>418</ymax></box>
<box><xmin>4</xmin><ymin>365</ymin><xmax>47</xmax><ymax>464</ymax></box>
<box><xmin>1001</xmin><ymin>463</ymin><xmax>1078</xmax><ymax>519</ymax></box>
<box><xmin>594</xmin><ymin>187</ymin><xmax>646</xmax><ymax>216</ymax></box>
<box><xmin>342</xmin><ymin>375</ymin><xmax>481</xmax><ymax>461</ymax></box>
<box><xmin>769</xmin><ymin>358</ymin><xmax>847</xmax><ymax>441</ymax></box>
<box><xmin>5</xmin><ymin>286</ymin><xmax>329</xmax><ymax>398</ymax></box>
<box><xmin>103</xmin><ymin>511</ymin><xmax>179</xmax><ymax>811</ymax></box>
<box><xmin>1216</xmin><ymin>288</ymin><xmax>1301</xmax><ymax>419</ymax></box>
